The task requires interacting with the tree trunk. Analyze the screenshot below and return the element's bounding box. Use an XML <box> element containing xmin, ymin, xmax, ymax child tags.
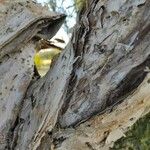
<box><xmin>0</xmin><ymin>0</ymin><xmax>150</xmax><ymax>150</ymax></box>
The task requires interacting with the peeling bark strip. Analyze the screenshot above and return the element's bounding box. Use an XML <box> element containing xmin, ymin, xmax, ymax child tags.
<box><xmin>0</xmin><ymin>1</ymin><xmax>65</xmax><ymax>149</ymax></box>
<box><xmin>58</xmin><ymin>0</ymin><xmax>150</xmax><ymax>127</ymax></box>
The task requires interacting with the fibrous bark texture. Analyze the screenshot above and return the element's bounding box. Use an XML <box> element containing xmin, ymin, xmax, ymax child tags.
<box><xmin>0</xmin><ymin>1</ymin><xmax>66</xmax><ymax>149</ymax></box>
<box><xmin>0</xmin><ymin>0</ymin><xmax>150</xmax><ymax>150</ymax></box>
<box><xmin>59</xmin><ymin>0</ymin><xmax>150</xmax><ymax>127</ymax></box>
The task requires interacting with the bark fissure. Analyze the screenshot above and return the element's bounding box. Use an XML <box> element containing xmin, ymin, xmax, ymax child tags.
<box><xmin>58</xmin><ymin>0</ymin><xmax>150</xmax><ymax>128</ymax></box>
<box><xmin>58</xmin><ymin>0</ymin><xmax>101</xmax><ymax>122</ymax></box>
<box><xmin>107</xmin><ymin>54</ymin><xmax>150</xmax><ymax>107</ymax></box>
<box><xmin>6</xmin><ymin>116</ymin><xmax>19</xmax><ymax>150</ymax></box>
<box><xmin>7</xmin><ymin>116</ymin><xmax>25</xmax><ymax>150</ymax></box>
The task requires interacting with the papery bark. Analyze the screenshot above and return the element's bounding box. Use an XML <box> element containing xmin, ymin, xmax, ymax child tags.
<box><xmin>0</xmin><ymin>0</ymin><xmax>149</xmax><ymax>150</ymax></box>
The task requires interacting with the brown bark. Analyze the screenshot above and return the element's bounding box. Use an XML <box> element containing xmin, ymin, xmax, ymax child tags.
<box><xmin>0</xmin><ymin>0</ymin><xmax>150</xmax><ymax>150</ymax></box>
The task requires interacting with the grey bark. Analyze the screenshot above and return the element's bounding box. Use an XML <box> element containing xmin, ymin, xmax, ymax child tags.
<box><xmin>0</xmin><ymin>0</ymin><xmax>150</xmax><ymax>150</ymax></box>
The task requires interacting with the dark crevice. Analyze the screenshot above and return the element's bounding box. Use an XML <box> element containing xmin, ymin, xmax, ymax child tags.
<box><xmin>107</xmin><ymin>55</ymin><xmax>150</xmax><ymax>107</ymax></box>
<box><xmin>6</xmin><ymin>97</ymin><xmax>26</xmax><ymax>150</ymax></box>
<box><xmin>31</xmin><ymin>93</ymin><xmax>36</xmax><ymax>108</ymax></box>
<box><xmin>133</xmin><ymin>24</ymin><xmax>150</xmax><ymax>47</ymax></box>
<box><xmin>137</xmin><ymin>3</ymin><xmax>145</xmax><ymax>8</ymax></box>
<box><xmin>58</xmin><ymin>70</ymin><xmax>77</xmax><ymax>117</ymax></box>
<box><xmin>53</xmin><ymin>136</ymin><xmax>67</xmax><ymax>149</ymax></box>
<box><xmin>58</xmin><ymin>0</ymin><xmax>100</xmax><ymax>120</ymax></box>
<box><xmin>6</xmin><ymin>116</ymin><xmax>24</xmax><ymax>150</ymax></box>
<box><xmin>33</xmin><ymin>65</ymin><xmax>41</xmax><ymax>79</ymax></box>
<box><xmin>85</xmin><ymin>142</ymin><xmax>96</xmax><ymax>150</ymax></box>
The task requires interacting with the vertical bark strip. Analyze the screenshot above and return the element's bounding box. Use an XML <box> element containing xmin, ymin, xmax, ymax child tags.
<box><xmin>0</xmin><ymin>1</ymin><xmax>66</xmax><ymax>149</ymax></box>
<box><xmin>59</xmin><ymin>0</ymin><xmax>150</xmax><ymax>127</ymax></box>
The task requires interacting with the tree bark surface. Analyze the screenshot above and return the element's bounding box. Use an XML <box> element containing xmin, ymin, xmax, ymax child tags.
<box><xmin>0</xmin><ymin>0</ymin><xmax>150</xmax><ymax>150</ymax></box>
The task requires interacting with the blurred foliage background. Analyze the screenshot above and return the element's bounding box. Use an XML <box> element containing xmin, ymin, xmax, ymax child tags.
<box><xmin>34</xmin><ymin>47</ymin><xmax>61</xmax><ymax>76</ymax></box>
<box><xmin>34</xmin><ymin>37</ymin><xmax>66</xmax><ymax>76</ymax></box>
<box><xmin>112</xmin><ymin>112</ymin><xmax>150</xmax><ymax>150</ymax></box>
